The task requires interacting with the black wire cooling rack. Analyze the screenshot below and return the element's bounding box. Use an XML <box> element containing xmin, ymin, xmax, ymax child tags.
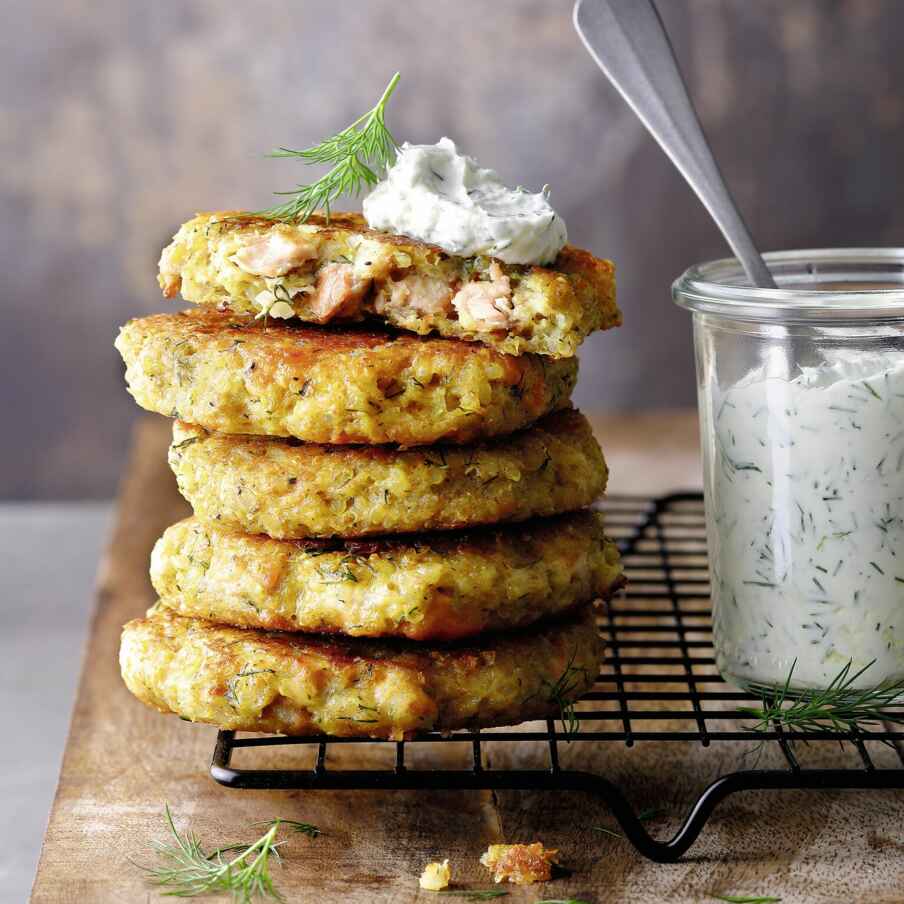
<box><xmin>210</xmin><ymin>493</ymin><xmax>904</xmax><ymax>862</ymax></box>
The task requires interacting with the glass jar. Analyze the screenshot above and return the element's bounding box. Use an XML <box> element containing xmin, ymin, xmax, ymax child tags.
<box><xmin>673</xmin><ymin>249</ymin><xmax>904</xmax><ymax>694</ymax></box>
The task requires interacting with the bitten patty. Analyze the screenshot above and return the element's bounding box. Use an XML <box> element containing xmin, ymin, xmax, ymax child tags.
<box><xmin>158</xmin><ymin>211</ymin><xmax>619</xmax><ymax>358</ymax></box>
<box><xmin>120</xmin><ymin>604</ymin><xmax>601</xmax><ymax>739</ymax></box>
<box><xmin>168</xmin><ymin>408</ymin><xmax>606</xmax><ymax>538</ymax></box>
<box><xmin>115</xmin><ymin>310</ymin><xmax>577</xmax><ymax>446</ymax></box>
<box><xmin>151</xmin><ymin>512</ymin><xmax>624</xmax><ymax>640</ymax></box>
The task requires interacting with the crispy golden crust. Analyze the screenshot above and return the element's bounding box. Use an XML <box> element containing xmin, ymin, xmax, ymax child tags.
<box><xmin>115</xmin><ymin>310</ymin><xmax>577</xmax><ymax>446</ymax></box>
<box><xmin>159</xmin><ymin>211</ymin><xmax>620</xmax><ymax>358</ymax></box>
<box><xmin>151</xmin><ymin>512</ymin><xmax>624</xmax><ymax>640</ymax></box>
<box><xmin>119</xmin><ymin>605</ymin><xmax>601</xmax><ymax>739</ymax></box>
<box><xmin>168</xmin><ymin>409</ymin><xmax>606</xmax><ymax>538</ymax></box>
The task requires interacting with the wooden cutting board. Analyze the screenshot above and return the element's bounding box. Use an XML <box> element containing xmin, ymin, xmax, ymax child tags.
<box><xmin>30</xmin><ymin>413</ymin><xmax>904</xmax><ymax>903</ymax></box>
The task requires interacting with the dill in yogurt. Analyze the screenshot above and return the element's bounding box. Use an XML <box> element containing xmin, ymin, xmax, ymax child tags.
<box><xmin>706</xmin><ymin>350</ymin><xmax>904</xmax><ymax>690</ymax></box>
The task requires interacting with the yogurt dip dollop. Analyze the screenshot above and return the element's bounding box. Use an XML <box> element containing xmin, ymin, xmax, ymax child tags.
<box><xmin>708</xmin><ymin>348</ymin><xmax>904</xmax><ymax>690</ymax></box>
<box><xmin>363</xmin><ymin>137</ymin><xmax>567</xmax><ymax>265</ymax></box>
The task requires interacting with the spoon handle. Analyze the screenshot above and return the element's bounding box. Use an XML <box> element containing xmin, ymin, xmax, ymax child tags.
<box><xmin>574</xmin><ymin>0</ymin><xmax>776</xmax><ymax>289</ymax></box>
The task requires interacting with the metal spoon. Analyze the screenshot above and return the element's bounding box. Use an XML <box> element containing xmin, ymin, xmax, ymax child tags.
<box><xmin>574</xmin><ymin>0</ymin><xmax>776</xmax><ymax>289</ymax></box>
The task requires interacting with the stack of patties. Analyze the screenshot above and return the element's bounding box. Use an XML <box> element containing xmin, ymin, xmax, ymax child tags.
<box><xmin>116</xmin><ymin>212</ymin><xmax>623</xmax><ymax>739</ymax></box>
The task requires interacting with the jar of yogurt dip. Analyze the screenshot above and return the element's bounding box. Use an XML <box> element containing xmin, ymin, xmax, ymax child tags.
<box><xmin>673</xmin><ymin>250</ymin><xmax>904</xmax><ymax>695</ymax></box>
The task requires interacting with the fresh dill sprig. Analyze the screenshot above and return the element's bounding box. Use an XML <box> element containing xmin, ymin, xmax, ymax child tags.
<box><xmin>205</xmin><ymin>841</ymin><xmax>280</xmax><ymax>860</ymax></box>
<box><xmin>254</xmin><ymin>818</ymin><xmax>321</xmax><ymax>838</ymax></box>
<box><xmin>136</xmin><ymin>806</ymin><xmax>321</xmax><ymax>902</ymax></box>
<box><xmin>739</xmin><ymin>658</ymin><xmax>904</xmax><ymax>737</ymax></box>
<box><xmin>543</xmin><ymin>648</ymin><xmax>591</xmax><ymax>740</ymax></box>
<box><xmin>136</xmin><ymin>805</ymin><xmax>283</xmax><ymax>902</ymax></box>
<box><xmin>259</xmin><ymin>72</ymin><xmax>400</xmax><ymax>222</ymax></box>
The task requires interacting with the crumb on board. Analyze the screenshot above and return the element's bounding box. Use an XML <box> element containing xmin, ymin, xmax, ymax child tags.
<box><xmin>479</xmin><ymin>842</ymin><xmax>558</xmax><ymax>885</ymax></box>
<box><xmin>419</xmin><ymin>859</ymin><xmax>452</xmax><ymax>891</ymax></box>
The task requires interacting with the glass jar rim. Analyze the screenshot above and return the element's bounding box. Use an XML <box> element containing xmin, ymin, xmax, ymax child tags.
<box><xmin>673</xmin><ymin>248</ymin><xmax>904</xmax><ymax>322</ymax></box>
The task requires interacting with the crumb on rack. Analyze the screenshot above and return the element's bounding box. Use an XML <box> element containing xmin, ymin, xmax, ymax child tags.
<box><xmin>479</xmin><ymin>842</ymin><xmax>558</xmax><ymax>885</ymax></box>
<box><xmin>419</xmin><ymin>858</ymin><xmax>452</xmax><ymax>891</ymax></box>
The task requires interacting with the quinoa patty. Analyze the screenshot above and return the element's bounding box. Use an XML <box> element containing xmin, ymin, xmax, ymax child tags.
<box><xmin>120</xmin><ymin>604</ymin><xmax>601</xmax><ymax>739</ymax></box>
<box><xmin>151</xmin><ymin>512</ymin><xmax>624</xmax><ymax>641</ymax></box>
<box><xmin>115</xmin><ymin>310</ymin><xmax>577</xmax><ymax>446</ymax></box>
<box><xmin>158</xmin><ymin>211</ymin><xmax>619</xmax><ymax>358</ymax></box>
<box><xmin>168</xmin><ymin>409</ymin><xmax>606</xmax><ymax>538</ymax></box>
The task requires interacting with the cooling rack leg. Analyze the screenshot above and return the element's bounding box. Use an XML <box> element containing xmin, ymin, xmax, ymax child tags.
<box><xmin>600</xmin><ymin>767</ymin><xmax>904</xmax><ymax>862</ymax></box>
<box><xmin>211</xmin><ymin>729</ymin><xmax>235</xmax><ymax>777</ymax></box>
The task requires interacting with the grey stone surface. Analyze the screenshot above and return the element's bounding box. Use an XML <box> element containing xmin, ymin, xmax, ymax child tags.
<box><xmin>0</xmin><ymin>504</ymin><xmax>112</xmax><ymax>901</ymax></box>
<box><xmin>7</xmin><ymin>0</ymin><xmax>904</xmax><ymax>497</ymax></box>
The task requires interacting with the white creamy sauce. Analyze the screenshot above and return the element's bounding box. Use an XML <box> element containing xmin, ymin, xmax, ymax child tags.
<box><xmin>709</xmin><ymin>349</ymin><xmax>904</xmax><ymax>689</ymax></box>
<box><xmin>363</xmin><ymin>137</ymin><xmax>567</xmax><ymax>265</ymax></box>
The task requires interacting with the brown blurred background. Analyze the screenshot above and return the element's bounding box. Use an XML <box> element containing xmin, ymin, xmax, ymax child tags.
<box><xmin>4</xmin><ymin>0</ymin><xmax>904</xmax><ymax>499</ymax></box>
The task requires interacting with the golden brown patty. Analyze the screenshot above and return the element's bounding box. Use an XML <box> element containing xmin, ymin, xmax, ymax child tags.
<box><xmin>120</xmin><ymin>604</ymin><xmax>601</xmax><ymax>739</ymax></box>
<box><xmin>169</xmin><ymin>409</ymin><xmax>606</xmax><ymax>538</ymax></box>
<box><xmin>151</xmin><ymin>512</ymin><xmax>624</xmax><ymax>640</ymax></box>
<box><xmin>115</xmin><ymin>310</ymin><xmax>577</xmax><ymax>446</ymax></box>
<box><xmin>159</xmin><ymin>211</ymin><xmax>620</xmax><ymax>358</ymax></box>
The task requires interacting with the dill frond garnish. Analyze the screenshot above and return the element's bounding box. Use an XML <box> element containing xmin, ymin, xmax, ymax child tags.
<box><xmin>135</xmin><ymin>806</ymin><xmax>321</xmax><ymax>902</ymax></box>
<box><xmin>260</xmin><ymin>72</ymin><xmax>400</xmax><ymax>223</ymax></box>
<box><xmin>543</xmin><ymin>648</ymin><xmax>590</xmax><ymax>740</ymax></box>
<box><xmin>740</xmin><ymin>658</ymin><xmax>904</xmax><ymax>737</ymax></box>
<box><xmin>254</xmin><ymin>818</ymin><xmax>321</xmax><ymax>838</ymax></box>
<box><xmin>136</xmin><ymin>805</ymin><xmax>284</xmax><ymax>901</ymax></box>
